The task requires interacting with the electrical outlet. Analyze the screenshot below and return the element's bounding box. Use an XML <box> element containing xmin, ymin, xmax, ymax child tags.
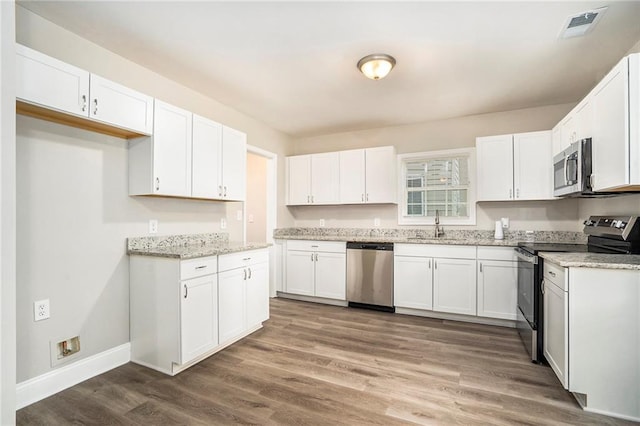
<box><xmin>374</xmin><ymin>218</ymin><xmax>380</xmax><ymax>227</ymax></box>
<box><xmin>501</xmin><ymin>217</ymin><xmax>510</xmax><ymax>229</ymax></box>
<box><xmin>319</xmin><ymin>219</ymin><xmax>325</xmax><ymax>227</ymax></box>
<box><xmin>34</xmin><ymin>299</ymin><xmax>50</xmax><ymax>321</ymax></box>
<box><xmin>248</xmin><ymin>214</ymin><xmax>255</xmax><ymax>223</ymax></box>
<box><xmin>220</xmin><ymin>218</ymin><xmax>227</xmax><ymax>229</ymax></box>
<box><xmin>148</xmin><ymin>219</ymin><xmax>158</xmax><ymax>234</ymax></box>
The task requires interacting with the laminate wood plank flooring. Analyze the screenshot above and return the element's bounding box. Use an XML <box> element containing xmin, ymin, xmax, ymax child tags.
<box><xmin>17</xmin><ymin>298</ymin><xmax>635</xmax><ymax>425</ymax></box>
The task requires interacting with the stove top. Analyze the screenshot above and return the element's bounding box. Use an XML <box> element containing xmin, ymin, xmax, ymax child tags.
<box><xmin>517</xmin><ymin>242</ymin><xmax>589</xmax><ymax>254</ymax></box>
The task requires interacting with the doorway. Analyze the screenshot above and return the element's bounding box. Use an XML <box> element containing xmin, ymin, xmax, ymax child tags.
<box><xmin>246</xmin><ymin>145</ymin><xmax>277</xmax><ymax>296</ymax></box>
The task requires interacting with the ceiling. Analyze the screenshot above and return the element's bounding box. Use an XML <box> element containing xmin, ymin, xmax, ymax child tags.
<box><xmin>17</xmin><ymin>1</ymin><xmax>640</xmax><ymax>137</ymax></box>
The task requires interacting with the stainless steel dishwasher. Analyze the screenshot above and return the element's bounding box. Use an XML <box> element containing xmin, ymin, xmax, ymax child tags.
<box><xmin>346</xmin><ymin>242</ymin><xmax>394</xmax><ymax>312</ymax></box>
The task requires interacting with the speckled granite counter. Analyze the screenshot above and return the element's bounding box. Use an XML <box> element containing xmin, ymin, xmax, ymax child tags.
<box><xmin>274</xmin><ymin>228</ymin><xmax>586</xmax><ymax>247</ymax></box>
<box><xmin>127</xmin><ymin>233</ymin><xmax>270</xmax><ymax>259</ymax></box>
<box><xmin>540</xmin><ymin>252</ymin><xmax>640</xmax><ymax>270</ymax></box>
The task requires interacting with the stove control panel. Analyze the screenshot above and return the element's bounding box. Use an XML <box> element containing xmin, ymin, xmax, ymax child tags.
<box><xmin>583</xmin><ymin>215</ymin><xmax>639</xmax><ymax>240</ymax></box>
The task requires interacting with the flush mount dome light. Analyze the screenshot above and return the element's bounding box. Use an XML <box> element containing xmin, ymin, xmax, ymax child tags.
<box><xmin>357</xmin><ymin>54</ymin><xmax>396</xmax><ymax>80</ymax></box>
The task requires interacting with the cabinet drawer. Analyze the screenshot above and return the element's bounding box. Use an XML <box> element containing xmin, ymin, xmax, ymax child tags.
<box><xmin>477</xmin><ymin>246</ymin><xmax>517</xmax><ymax>261</ymax></box>
<box><xmin>219</xmin><ymin>248</ymin><xmax>269</xmax><ymax>272</ymax></box>
<box><xmin>181</xmin><ymin>256</ymin><xmax>217</xmax><ymax>280</ymax></box>
<box><xmin>543</xmin><ymin>261</ymin><xmax>566</xmax><ymax>291</ymax></box>
<box><xmin>286</xmin><ymin>240</ymin><xmax>346</xmax><ymax>253</ymax></box>
<box><xmin>395</xmin><ymin>243</ymin><xmax>476</xmax><ymax>259</ymax></box>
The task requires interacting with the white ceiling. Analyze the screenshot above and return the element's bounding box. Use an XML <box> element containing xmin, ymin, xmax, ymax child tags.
<box><xmin>17</xmin><ymin>1</ymin><xmax>640</xmax><ymax>137</ymax></box>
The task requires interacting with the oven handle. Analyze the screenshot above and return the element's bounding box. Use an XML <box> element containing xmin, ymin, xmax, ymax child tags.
<box><xmin>514</xmin><ymin>247</ymin><xmax>538</xmax><ymax>264</ymax></box>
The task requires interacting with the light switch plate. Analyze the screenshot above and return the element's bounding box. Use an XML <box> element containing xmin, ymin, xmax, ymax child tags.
<box><xmin>501</xmin><ymin>217</ymin><xmax>509</xmax><ymax>229</ymax></box>
<box><xmin>148</xmin><ymin>219</ymin><xmax>158</xmax><ymax>234</ymax></box>
<box><xmin>319</xmin><ymin>219</ymin><xmax>325</xmax><ymax>227</ymax></box>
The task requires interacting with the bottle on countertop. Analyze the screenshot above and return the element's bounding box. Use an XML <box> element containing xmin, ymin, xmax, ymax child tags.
<box><xmin>494</xmin><ymin>220</ymin><xmax>504</xmax><ymax>240</ymax></box>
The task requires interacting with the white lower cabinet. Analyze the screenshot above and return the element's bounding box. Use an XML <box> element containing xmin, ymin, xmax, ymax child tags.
<box><xmin>477</xmin><ymin>247</ymin><xmax>518</xmax><ymax>320</ymax></box>
<box><xmin>284</xmin><ymin>240</ymin><xmax>346</xmax><ymax>300</ymax></box>
<box><xmin>394</xmin><ymin>244</ymin><xmax>476</xmax><ymax>315</ymax></box>
<box><xmin>130</xmin><ymin>248</ymin><xmax>269</xmax><ymax>376</ymax></box>
<box><xmin>542</xmin><ymin>261</ymin><xmax>568</xmax><ymax>389</ymax></box>
<box><xmin>218</xmin><ymin>249</ymin><xmax>270</xmax><ymax>345</ymax></box>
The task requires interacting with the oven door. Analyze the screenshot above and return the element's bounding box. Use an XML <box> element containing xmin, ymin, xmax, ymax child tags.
<box><xmin>515</xmin><ymin>247</ymin><xmax>537</xmax><ymax>327</ymax></box>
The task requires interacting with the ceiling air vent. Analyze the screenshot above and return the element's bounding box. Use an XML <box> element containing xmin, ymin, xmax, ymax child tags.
<box><xmin>559</xmin><ymin>7</ymin><xmax>608</xmax><ymax>39</ymax></box>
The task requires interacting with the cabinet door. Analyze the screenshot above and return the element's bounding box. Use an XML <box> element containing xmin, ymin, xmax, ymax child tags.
<box><xmin>339</xmin><ymin>149</ymin><xmax>366</xmax><ymax>203</ymax></box>
<box><xmin>221</xmin><ymin>126</ymin><xmax>247</xmax><ymax>201</ymax></box>
<box><xmin>591</xmin><ymin>57</ymin><xmax>629</xmax><ymax>191</ymax></box>
<box><xmin>152</xmin><ymin>100</ymin><xmax>193</xmax><ymax>197</ymax></box>
<box><xmin>179</xmin><ymin>274</ymin><xmax>218</xmax><ymax>364</ymax></box>
<box><xmin>218</xmin><ymin>268</ymin><xmax>247</xmax><ymax>344</ymax></box>
<box><xmin>477</xmin><ymin>260</ymin><xmax>517</xmax><ymax>320</ymax></box>
<box><xmin>311</xmin><ymin>152</ymin><xmax>340</xmax><ymax>204</ymax></box>
<box><xmin>192</xmin><ymin>115</ymin><xmax>223</xmax><ymax>199</ymax></box>
<box><xmin>287</xmin><ymin>156</ymin><xmax>311</xmax><ymax>205</ymax></box>
<box><xmin>560</xmin><ymin>113</ymin><xmax>578</xmax><ymax>153</ymax></box>
<box><xmin>89</xmin><ymin>74</ymin><xmax>153</xmax><ymax>134</ymax></box>
<box><xmin>315</xmin><ymin>252</ymin><xmax>346</xmax><ymax>300</ymax></box>
<box><xmin>246</xmin><ymin>262</ymin><xmax>270</xmax><ymax>329</ymax></box>
<box><xmin>16</xmin><ymin>44</ymin><xmax>90</xmax><ymax>118</ymax></box>
<box><xmin>433</xmin><ymin>258</ymin><xmax>477</xmax><ymax>315</ymax></box>
<box><xmin>365</xmin><ymin>147</ymin><xmax>396</xmax><ymax>203</ymax></box>
<box><xmin>575</xmin><ymin>98</ymin><xmax>593</xmax><ymax>141</ymax></box>
<box><xmin>285</xmin><ymin>250</ymin><xmax>315</xmax><ymax>296</ymax></box>
<box><xmin>544</xmin><ymin>279</ymin><xmax>568</xmax><ymax>389</ymax></box>
<box><xmin>513</xmin><ymin>131</ymin><xmax>552</xmax><ymax>200</ymax></box>
<box><xmin>551</xmin><ymin>123</ymin><xmax>562</xmax><ymax>158</ymax></box>
<box><xmin>394</xmin><ymin>256</ymin><xmax>433</xmax><ymax>310</ymax></box>
<box><xmin>476</xmin><ymin>135</ymin><xmax>514</xmax><ymax>201</ymax></box>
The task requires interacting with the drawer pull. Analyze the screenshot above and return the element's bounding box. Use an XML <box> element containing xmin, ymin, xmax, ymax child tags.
<box><xmin>242</xmin><ymin>257</ymin><xmax>251</xmax><ymax>261</ymax></box>
<box><xmin>311</xmin><ymin>245</ymin><xmax>319</xmax><ymax>248</ymax></box>
<box><xmin>548</xmin><ymin>271</ymin><xmax>556</xmax><ymax>277</ymax></box>
<box><xmin>195</xmin><ymin>265</ymin><xmax>208</xmax><ymax>270</ymax></box>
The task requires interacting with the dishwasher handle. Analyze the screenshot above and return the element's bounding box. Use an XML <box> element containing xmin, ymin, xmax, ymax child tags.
<box><xmin>346</xmin><ymin>242</ymin><xmax>394</xmax><ymax>251</ymax></box>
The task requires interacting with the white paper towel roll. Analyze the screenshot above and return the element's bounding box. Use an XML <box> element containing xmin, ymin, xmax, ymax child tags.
<box><xmin>494</xmin><ymin>220</ymin><xmax>504</xmax><ymax>240</ymax></box>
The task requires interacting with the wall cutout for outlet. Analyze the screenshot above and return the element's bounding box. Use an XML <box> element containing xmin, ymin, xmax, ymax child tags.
<box><xmin>50</xmin><ymin>336</ymin><xmax>81</xmax><ymax>366</ymax></box>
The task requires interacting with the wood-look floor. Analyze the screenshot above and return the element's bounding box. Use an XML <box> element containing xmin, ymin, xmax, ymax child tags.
<box><xmin>18</xmin><ymin>298</ymin><xmax>634</xmax><ymax>425</ymax></box>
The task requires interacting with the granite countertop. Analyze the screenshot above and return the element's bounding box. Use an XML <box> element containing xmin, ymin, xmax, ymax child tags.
<box><xmin>539</xmin><ymin>252</ymin><xmax>640</xmax><ymax>270</ymax></box>
<box><xmin>274</xmin><ymin>228</ymin><xmax>586</xmax><ymax>248</ymax></box>
<box><xmin>126</xmin><ymin>233</ymin><xmax>270</xmax><ymax>259</ymax></box>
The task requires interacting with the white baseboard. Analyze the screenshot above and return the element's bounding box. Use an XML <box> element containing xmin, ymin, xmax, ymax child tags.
<box><xmin>16</xmin><ymin>342</ymin><xmax>131</xmax><ymax>409</ymax></box>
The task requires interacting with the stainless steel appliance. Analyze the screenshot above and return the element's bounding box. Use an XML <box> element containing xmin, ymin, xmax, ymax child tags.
<box><xmin>553</xmin><ymin>138</ymin><xmax>593</xmax><ymax>197</ymax></box>
<box><xmin>516</xmin><ymin>215</ymin><xmax>640</xmax><ymax>362</ymax></box>
<box><xmin>346</xmin><ymin>242</ymin><xmax>394</xmax><ymax>312</ymax></box>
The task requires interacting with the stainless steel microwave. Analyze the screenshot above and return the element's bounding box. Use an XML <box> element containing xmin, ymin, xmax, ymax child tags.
<box><xmin>553</xmin><ymin>138</ymin><xmax>593</xmax><ymax>197</ymax></box>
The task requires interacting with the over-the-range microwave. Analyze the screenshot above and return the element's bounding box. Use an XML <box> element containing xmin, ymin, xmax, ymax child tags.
<box><xmin>553</xmin><ymin>138</ymin><xmax>594</xmax><ymax>197</ymax></box>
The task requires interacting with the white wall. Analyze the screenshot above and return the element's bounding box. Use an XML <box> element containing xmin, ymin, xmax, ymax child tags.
<box><xmin>291</xmin><ymin>104</ymin><xmax>583</xmax><ymax>231</ymax></box>
<box><xmin>15</xmin><ymin>6</ymin><xmax>294</xmax><ymax>383</ymax></box>
<box><xmin>246</xmin><ymin>153</ymin><xmax>268</xmax><ymax>243</ymax></box>
<box><xmin>1</xmin><ymin>2</ymin><xmax>16</xmax><ymax>423</ymax></box>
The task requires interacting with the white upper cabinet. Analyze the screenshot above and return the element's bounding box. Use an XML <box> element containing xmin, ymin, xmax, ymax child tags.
<box><xmin>16</xmin><ymin>44</ymin><xmax>89</xmax><ymax>117</ymax></box>
<box><xmin>286</xmin><ymin>153</ymin><xmax>339</xmax><ymax>205</ymax></box>
<box><xmin>192</xmin><ymin>114</ymin><xmax>223</xmax><ymax>199</ymax></box>
<box><xmin>130</xmin><ymin>104</ymin><xmax>246</xmax><ymax>200</ymax></box>
<box><xmin>591</xmin><ymin>55</ymin><xmax>633</xmax><ymax>192</ymax></box>
<box><xmin>221</xmin><ymin>125</ymin><xmax>247</xmax><ymax>201</ymax></box>
<box><xmin>364</xmin><ymin>146</ymin><xmax>397</xmax><ymax>203</ymax></box>
<box><xmin>338</xmin><ymin>149</ymin><xmax>366</xmax><ymax>203</ymax></box>
<box><xmin>476</xmin><ymin>131</ymin><xmax>552</xmax><ymax>201</ymax></box>
<box><xmin>16</xmin><ymin>44</ymin><xmax>153</xmax><ymax>136</ymax></box>
<box><xmin>150</xmin><ymin>100</ymin><xmax>193</xmax><ymax>197</ymax></box>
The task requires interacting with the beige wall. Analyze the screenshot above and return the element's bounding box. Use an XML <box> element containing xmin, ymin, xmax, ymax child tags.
<box><xmin>246</xmin><ymin>153</ymin><xmax>268</xmax><ymax>243</ymax></box>
<box><xmin>291</xmin><ymin>103</ymin><xmax>586</xmax><ymax>231</ymax></box>
<box><xmin>15</xmin><ymin>6</ymin><xmax>293</xmax><ymax>382</ymax></box>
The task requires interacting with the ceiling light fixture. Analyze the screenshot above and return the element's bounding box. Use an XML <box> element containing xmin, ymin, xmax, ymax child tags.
<box><xmin>357</xmin><ymin>54</ymin><xmax>396</xmax><ymax>80</ymax></box>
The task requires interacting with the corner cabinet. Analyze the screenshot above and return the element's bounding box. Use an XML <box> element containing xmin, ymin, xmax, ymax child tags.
<box><xmin>16</xmin><ymin>43</ymin><xmax>153</xmax><ymax>137</ymax></box>
<box><xmin>476</xmin><ymin>131</ymin><xmax>553</xmax><ymax>201</ymax></box>
<box><xmin>286</xmin><ymin>146</ymin><xmax>396</xmax><ymax>206</ymax></box>
<box><xmin>129</xmin><ymin>101</ymin><xmax>246</xmax><ymax>201</ymax></box>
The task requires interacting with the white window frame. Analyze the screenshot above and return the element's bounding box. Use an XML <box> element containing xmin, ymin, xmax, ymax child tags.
<box><xmin>397</xmin><ymin>147</ymin><xmax>476</xmax><ymax>226</ymax></box>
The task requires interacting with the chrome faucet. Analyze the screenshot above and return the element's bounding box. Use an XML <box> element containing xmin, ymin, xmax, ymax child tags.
<box><xmin>434</xmin><ymin>209</ymin><xmax>444</xmax><ymax>238</ymax></box>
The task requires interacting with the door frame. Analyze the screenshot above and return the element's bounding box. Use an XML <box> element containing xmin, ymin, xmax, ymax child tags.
<box><xmin>246</xmin><ymin>145</ymin><xmax>278</xmax><ymax>297</ymax></box>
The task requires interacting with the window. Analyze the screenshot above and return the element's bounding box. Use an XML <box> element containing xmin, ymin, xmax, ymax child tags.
<box><xmin>398</xmin><ymin>148</ymin><xmax>476</xmax><ymax>225</ymax></box>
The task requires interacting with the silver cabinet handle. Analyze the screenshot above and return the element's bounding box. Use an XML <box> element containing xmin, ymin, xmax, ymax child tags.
<box><xmin>434</xmin><ymin>260</ymin><xmax>437</xmax><ymax>269</ymax></box>
<box><xmin>195</xmin><ymin>265</ymin><xmax>207</xmax><ymax>270</ymax></box>
<box><xmin>516</xmin><ymin>188</ymin><xmax>520</xmax><ymax>199</ymax></box>
<box><xmin>248</xmin><ymin>268</ymin><xmax>252</xmax><ymax>279</ymax></box>
<box><xmin>509</xmin><ymin>188</ymin><xmax>512</xmax><ymax>199</ymax></box>
<box><xmin>361</xmin><ymin>194</ymin><xmax>364</xmax><ymax>202</ymax></box>
<box><xmin>311</xmin><ymin>195</ymin><xmax>314</xmax><ymax>203</ymax></box>
<box><xmin>479</xmin><ymin>262</ymin><xmax>483</xmax><ymax>273</ymax></box>
<box><xmin>184</xmin><ymin>284</ymin><xmax>188</xmax><ymax>299</ymax></box>
<box><xmin>311</xmin><ymin>253</ymin><xmax>314</xmax><ymax>261</ymax></box>
<box><xmin>307</xmin><ymin>195</ymin><xmax>310</xmax><ymax>203</ymax></box>
<box><xmin>218</xmin><ymin>185</ymin><xmax>222</xmax><ymax>196</ymax></box>
<box><xmin>548</xmin><ymin>271</ymin><xmax>556</xmax><ymax>277</ymax></box>
<box><xmin>315</xmin><ymin>253</ymin><xmax>318</xmax><ymax>262</ymax></box>
<box><xmin>366</xmin><ymin>193</ymin><xmax>369</xmax><ymax>202</ymax></box>
<box><xmin>428</xmin><ymin>259</ymin><xmax>431</xmax><ymax>269</ymax></box>
<box><xmin>224</xmin><ymin>186</ymin><xmax>227</xmax><ymax>197</ymax></box>
<box><xmin>243</xmin><ymin>269</ymin><xmax>247</xmax><ymax>280</ymax></box>
<box><xmin>242</xmin><ymin>257</ymin><xmax>251</xmax><ymax>261</ymax></box>
<box><xmin>155</xmin><ymin>177</ymin><xmax>160</xmax><ymax>191</ymax></box>
<box><xmin>81</xmin><ymin>95</ymin><xmax>87</xmax><ymax>112</ymax></box>
<box><xmin>93</xmin><ymin>98</ymin><xmax>98</xmax><ymax>115</ymax></box>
